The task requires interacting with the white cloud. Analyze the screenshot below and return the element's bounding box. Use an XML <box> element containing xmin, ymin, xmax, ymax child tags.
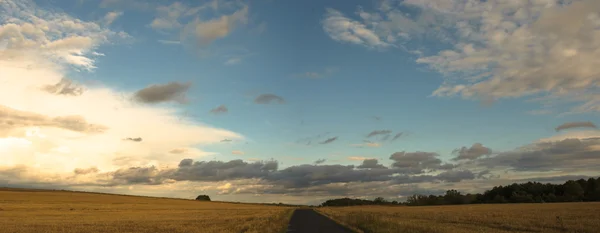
<box><xmin>104</xmin><ymin>11</ymin><xmax>123</xmax><ymax>26</ymax></box>
<box><xmin>322</xmin><ymin>8</ymin><xmax>392</xmax><ymax>49</ymax></box>
<box><xmin>232</xmin><ymin>150</ymin><xmax>244</xmax><ymax>155</ymax></box>
<box><xmin>149</xmin><ymin>1</ymin><xmax>249</xmax><ymax>47</ymax></box>
<box><xmin>0</xmin><ymin>0</ymin><xmax>130</xmax><ymax>70</ymax></box>
<box><xmin>184</xmin><ymin>6</ymin><xmax>248</xmax><ymax>46</ymax></box>
<box><xmin>325</xmin><ymin>0</ymin><xmax>600</xmax><ymax>113</ymax></box>
<box><xmin>347</xmin><ymin>156</ymin><xmax>374</xmax><ymax>161</ymax></box>
<box><xmin>157</xmin><ymin>39</ymin><xmax>180</xmax><ymax>45</ymax></box>
<box><xmin>536</xmin><ymin>130</ymin><xmax>600</xmax><ymax>143</ymax></box>
<box><xmin>225</xmin><ymin>57</ymin><xmax>241</xmax><ymax>65</ymax></box>
<box><xmin>0</xmin><ymin>0</ymin><xmax>242</xmax><ymax>181</ymax></box>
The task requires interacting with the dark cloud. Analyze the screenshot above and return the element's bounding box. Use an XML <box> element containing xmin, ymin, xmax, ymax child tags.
<box><xmin>555</xmin><ymin>121</ymin><xmax>597</xmax><ymax>132</ymax></box>
<box><xmin>478</xmin><ymin>138</ymin><xmax>600</xmax><ymax>171</ymax></box>
<box><xmin>0</xmin><ymin>105</ymin><xmax>107</xmax><ymax>134</ymax></box>
<box><xmin>73</xmin><ymin>167</ymin><xmax>99</xmax><ymax>175</ymax></box>
<box><xmin>371</xmin><ymin>116</ymin><xmax>382</xmax><ymax>121</ymax></box>
<box><xmin>169</xmin><ymin>148</ymin><xmax>187</xmax><ymax>154</ymax></box>
<box><xmin>391</xmin><ymin>132</ymin><xmax>403</xmax><ymax>141</ymax></box>
<box><xmin>265</xmin><ymin>164</ymin><xmax>397</xmax><ymax>188</ymax></box>
<box><xmin>319</xmin><ymin>137</ymin><xmax>338</xmax><ymax>144</ymax></box>
<box><xmin>110</xmin><ymin>166</ymin><xmax>169</xmax><ymax>185</ymax></box>
<box><xmin>436</xmin><ymin>170</ymin><xmax>476</xmax><ymax>182</ymax></box>
<box><xmin>123</xmin><ymin>137</ymin><xmax>142</xmax><ymax>142</ymax></box>
<box><xmin>210</xmin><ymin>105</ymin><xmax>228</xmax><ymax>114</ymax></box>
<box><xmin>170</xmin><ymin>159</ymin><xmax>278</xmax><ymax>182</ymax></box>
<box><xmin>133</xmin><ymin>82</ymin><xmax>192</xmax><ymax>104</ymax></box>
<box><xmin>178</xmin><ymin>159</ymin><xmax>194</xmax><ymax>167</ymax></box>
<box><xmin>296</xmin><ymin>132</ymin><xmax>330</xmax><ymax>146</ymax></box>
<box><xmin>452</xmin><ymin>143</ymin><xmax>492</xmax><ymax>160</ymax></box>
<box><xmin>221</xmin><ymin>139</ymin><xmax>232</xmax><ymax>142</ymax></box>
<box><xmin>254</xmin><ymin>94</ymin><xmax>285</xmax><ymax>104</ymax></box>
<box><xmin>314</xmin><ymin>159</ymin><xmax>326</xmax><ymax>164</ymax></box>
<box><xmin>367</xmin><ymin>130</ymin><xmax>392</xmax><ymax>138</ymax></box>
<box><xmin>42</xmin><ymin>78</ymin><xmax>84</xmax><ymax>96</ymax></box>
<box><xmin>389</xmin><ymin>151</ymin><xmax>455</xmax><ymax>173</ymax></box>
<box><xmin>357</xmin><ymin>159</ymin><xmax>387</xmax><ymax>169</ymax></box>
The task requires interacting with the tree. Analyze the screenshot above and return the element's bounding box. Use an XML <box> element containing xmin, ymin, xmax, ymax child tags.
<box><xmin>374</xmin><ymin>197</ymin><xmax>386</xmax><ymax>204</ymax></box>
<box><xmin>195</xmin><ymin>195</ymin><xmax>211</xmax><ymax>201</ymax></box>
<box><xmin>564</xmin><ymin>181</ymin><xmax>584</xmax><ymax>201</ymax></box>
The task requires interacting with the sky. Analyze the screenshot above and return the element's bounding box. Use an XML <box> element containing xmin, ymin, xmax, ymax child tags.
<box><xmin>1</xmin><ymin>0</ymin><xmax>600</xmax><ymax>205</ymax></box>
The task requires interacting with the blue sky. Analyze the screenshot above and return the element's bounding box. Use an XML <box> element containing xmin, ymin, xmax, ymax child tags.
<box><xmin>2</xmin><ymin>0</ymin><xmax>600</xmax><ymax>204</ymax></box>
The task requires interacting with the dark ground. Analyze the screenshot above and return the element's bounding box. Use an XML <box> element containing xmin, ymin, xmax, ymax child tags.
<box><xmin>286</xmin><ymin>209</ymin><xmax>354</xmax><ymax>233</ymax></box>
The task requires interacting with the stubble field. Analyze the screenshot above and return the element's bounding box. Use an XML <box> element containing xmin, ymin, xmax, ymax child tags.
<box><xmin>0</xmin><ymin>188</ymin><xmax>293</xmax><ymax>233</ymax></box>
<box><xmin>317</xmin><ymin>203</ymin><xmax>600</xmax><ymax>233</ymax></box>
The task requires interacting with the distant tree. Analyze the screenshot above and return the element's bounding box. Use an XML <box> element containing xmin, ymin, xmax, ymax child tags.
<box><xmin>564</xmin><ymin>181</ymin><xmax>584</xmax><ymax>201</ymax></box>
<box><xmin>195</xmin><ymin>195</ymin><xmax>211</xmax><ymax>201</ymax></box>
<box><xmin>374</xmin><ymin>197</ymin><xmax>386</xmax><ymax>204</ymax></box>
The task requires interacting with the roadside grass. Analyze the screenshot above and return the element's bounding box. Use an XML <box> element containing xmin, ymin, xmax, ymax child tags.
<box><xmin>317</xmin><ymin>202</ymin><xmax>600</xmax><ymax>233</ymax></box>
<box><xmin>0</xmin><ymin>188</ymin><xmax>293</xmax><ymax>233</ymax></box>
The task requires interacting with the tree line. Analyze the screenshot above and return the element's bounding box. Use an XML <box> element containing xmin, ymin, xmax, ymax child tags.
<box><xmin>320</xmin><ymin>176</ymin><xmax>600</xmax><ymax>207</ymax></box>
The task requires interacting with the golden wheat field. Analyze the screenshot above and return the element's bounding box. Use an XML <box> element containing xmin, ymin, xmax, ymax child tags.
<box><xmin>0</xmin><ymin>188</ymin><xmax>293</xmax><ymax>233</ymax></box>
<box><xmin>317</xmin><ymin>203</ymin><xmax>600</xmax><ymax>233</ymax></box>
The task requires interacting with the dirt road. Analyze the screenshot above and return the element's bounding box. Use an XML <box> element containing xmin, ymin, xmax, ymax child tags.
<box><xmin>286</xmin><ymin>209</ymin><xmax>354</xmax><ymax>233</ymax></box>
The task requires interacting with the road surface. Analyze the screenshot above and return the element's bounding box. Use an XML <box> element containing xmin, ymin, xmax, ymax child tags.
<box><xmin>286</xmin><ymin>209</ymin><xmax>354</xmax><ymax>233</ymax></box>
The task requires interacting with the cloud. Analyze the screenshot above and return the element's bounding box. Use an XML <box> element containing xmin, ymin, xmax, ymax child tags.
<box><xmin>220</xmin><ymin>139</ymin><xmax>232</xmax><ymax>143</ymax></box>
<box><xmin>41</xmin><ymin>78</ymin><xmax>84</xmax><ymax>96</ymax></box>
<box><xmin>0</xmin><ymin>0</ymin><xmax>129</xmax><ymax>70</ymax></box>
<box><xmin>124</xmin><ymin>137</ymin><xmax>142</xmax><ymax>142</ymax></box>
<box><xmin>357</xmin><ymin>159</ymin><xmax>387</xmax><ymax>169</ymax></box>
<box><xmin>99</xmin><ymin>0</ymin><xmax>154</xmax><ymax>11</ymax></box>
<box><xmin>295</xmin><ymin>132</ymin><xmax>331</xmax><ymax>146</ymax></box>
<box><xmin>347</xmin><ymin>156</ymin><xmax>373</xmax><ymax>161</ymax></box>
<box><xmin>555</xmin><ymin>121</ymin><xmax>597</xmax><ymax>132</ymax></box>
<box><xmin>149</xmin><ymin>2</ymin><xmax>186</xmax><ymax>30</ymax></box>
<box><xmin>73</xmin><ymin>167</ymin><xmax>99</xmax><ymax>175</ymax></box>
<box><xmin>322</xmin><ymin>8</ymin><xmax>392</xmax><ymax>49</ymax></box>
<box><xmin>254</xmin><ymin>94</ymin><xmax>285</xmax><ymax>104</ymax></box>
<box><xmin>478</xmin><ymin>137</ymin><xmax>600</xmax><ymax>172</ymax></box>
<box><xmin>133</xmin><ymin>82</ymin><xmax>192</xmax><ymax>104</ymax></box>
<box><xmin>452</xmin><ymin>143</ymin><xmax>492</xmax><ymax>161</ymax></box>
<box><xmin>181</xmin><ymin>5</ymin><xmax>248</xmax><ymax>46</ymax></box>
<box><xmin>295</xmin><ymin>67</ymin><xmax>338</xmax><ymax>79</ymax></box>
<box><xmin>157</xmin><ymin>40</ymin><xmax>181</xmax><ymax>45</ymax></box>
<box><xmin>367</xmin><ymin>130</ymin><xmax>392</xmax><ymax>138</ymax></box>
<box><xmin>389</xmin><ymin>151</ymin><xmax>454</xmax><ymax>173</ymax></box>
<box><xmin>265</xmin><ymin>164</ymin><xmax>397</xmax><ymax>189</ymax></box>
<box><xmin>314</xmin><ymin>159</ymin><xmax>326</xmax><ymax>165</ymax></box>
<box><xmin>225</xmin><ymin>57</ymin><xmax>241</xmax><ymax>65</ymax></box>
<box><xmin>210</xmin><ymin>105</ymin><xmax>228</xmax><ymax>114</ymax></box>
<box><xmin>391</xmin><ymin>132</ymin><xmax>403</xmax><ymax>141</ymax></box>
<box><xmin>0</xmin><ymin>105</ymin><xmax>108</xmax><ymax>134</ymax></box>
<box><xmin>145</xmin><ymin>1</ymin><xmax>248</xmax><ymax>47</ymax></box>
<box><xmin>169</xmin><ymin>148</ymin><xmax>187</xmax><ymax>154</ymax></box>
<box><xmin>171</xmin><ymin>159</ymin><xmax>278</xmax><ymax>182</ymax></box>
<box><xmin>319</xmin><ymin>137</ymin><xmax>338</xmax><ymax>144</ymax></box>
<box><xmin>0</xmin><ymin>0</ymin><xmax>242</xmax><ymax>180</ymax></box>
<box><xmin>232</xmin><ymin>150</ymin><xmax>244</xmax><ymax>155</ymax></box>
<box><xmin>350</xmin><ymin>140</ymin><xmax>381</xmax><ymax>148</ymax></box>
<box><xmin>104</xmin><ymin>11</ymin><xmax>123</xmax><ymax>25</ymax></box>
<box><xmin>325</xmin><ymin>0</ymin><xmax>600</xmax><ymax>113</ymax></box>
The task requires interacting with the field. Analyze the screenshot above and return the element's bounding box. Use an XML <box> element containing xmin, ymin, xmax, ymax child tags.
<box><xmin>0</xmin><ymin>188</ymin><xmax>293</xmax><ymax>233</ymax></box>
<box><xmin>317</xmin><ymin>203</ymin><xmax>600</xmax><ymax>233</ymax></box>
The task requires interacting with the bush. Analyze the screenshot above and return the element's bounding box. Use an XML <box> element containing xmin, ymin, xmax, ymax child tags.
<box><xmin>195</xmin><ymin>195</ymin><xmax>211</xmax><ymax>201</ymax></box>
